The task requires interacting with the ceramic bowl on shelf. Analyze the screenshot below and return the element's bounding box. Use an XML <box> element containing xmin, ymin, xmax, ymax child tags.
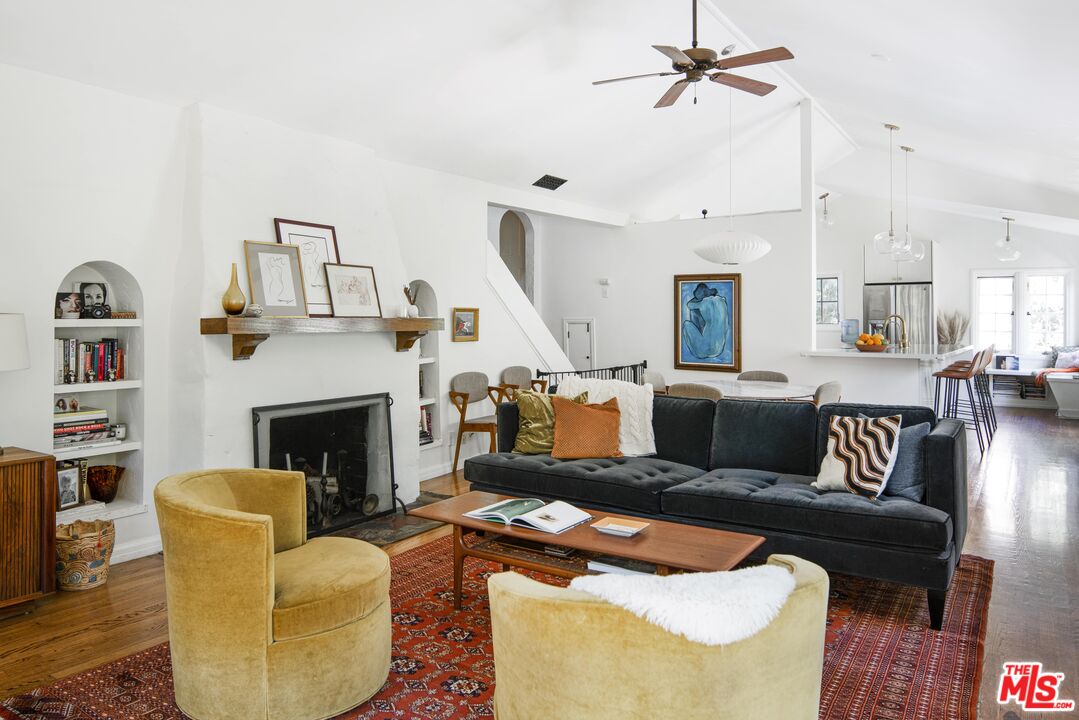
<box><xmin>87</xmin><ymin>465</ymin><xmax>125</xmax><ymax>503</ymax></box>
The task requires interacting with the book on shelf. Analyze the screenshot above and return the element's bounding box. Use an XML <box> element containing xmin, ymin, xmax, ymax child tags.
<box><xmin>54</xmin><ymin>405</ymin><xmax>108</xmax><ymax>422</ymax></box>
<box><xmin>54</xmin><ymin>337</ymin><xmax>126</xmax><ymax>384</ymax></box>
<box><xmin>54</xmin><ymin>438</ymin><xmax>123</xmax><ymax>452</ymax></box>
<box><xmin>464</xmin><ymin>498</ymin><xmax>591</xmax><ymax>534</ymax></box>
<box><xmin>586</xmin><ymin>555</ymin><xmax>657</xmax><ymax>576</ymax></box>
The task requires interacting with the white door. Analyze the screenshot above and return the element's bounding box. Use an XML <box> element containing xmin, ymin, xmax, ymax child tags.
<box><xmin>564</xmin><ymin>319</ymin><xmax>594</xmax><ymax>370</ymax></box>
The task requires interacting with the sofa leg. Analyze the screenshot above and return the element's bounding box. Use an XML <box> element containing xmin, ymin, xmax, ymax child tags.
<box><xmin>927</xmin><ymin>589</ymin><xmax>947</xmax><ymax>630</ymax></box>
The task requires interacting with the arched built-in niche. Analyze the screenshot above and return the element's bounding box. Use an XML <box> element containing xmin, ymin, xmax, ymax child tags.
<box><xmin>410</xmin><ymin>279</ymin><xmax>441</xmax><ymax>449</ymax></box>
<box><xmin>495</xmin><ymin>208</ymin><xmax>535</xmax><ymax>302</ymax></box>
<box><xmin>53</xmin><ymin>260</ymin><xmax>146</xmax><ymax>522</ymax></box>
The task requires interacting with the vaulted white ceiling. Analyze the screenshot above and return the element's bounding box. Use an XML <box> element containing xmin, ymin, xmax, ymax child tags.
<box><xmin>0</xmin><ymin>0</ymin><xmax>814</xmax><ymax>220</ymax></box>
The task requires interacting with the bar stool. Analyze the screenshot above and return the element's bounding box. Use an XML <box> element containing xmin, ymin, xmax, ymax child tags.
<box><xmin>941</xmin><ymin>345</ymin><xmax>997</xmax><ymax>443</ymax></box>
<box><xmin>934</xmin><ymin>349</ymin><xmax>988</xmax><ymax>453</ymax></box>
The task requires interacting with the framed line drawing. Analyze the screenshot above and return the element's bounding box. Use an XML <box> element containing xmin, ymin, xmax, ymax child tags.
<box><xmin>274</xmin><ymin>218</ymin><xmax>340</xmax><ymax>317</ymax></box>
<box><xmin>243</xmin><ymin>240</ymin><xmax>309</xmax><ymax>318</ymax></box>
<box><xmin>674</xmin><ymin>273</ymin><xmax>741</xmax><ymax>373</ymax></box>
<box><xmin>325</xmin><ymin>263</ymin><xmax>382</xmax><ymax>318</ymax></box>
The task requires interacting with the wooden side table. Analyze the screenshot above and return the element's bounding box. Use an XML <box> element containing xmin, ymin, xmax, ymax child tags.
<box><xmin>0</xmin><ymin>448</ymin><xmax>57</xmax><ymax>616</ymax></box>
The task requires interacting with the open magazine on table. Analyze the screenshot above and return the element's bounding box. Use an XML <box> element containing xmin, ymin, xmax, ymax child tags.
<box><xmin>463</xmin><ymin>498</ymin><xmax>591</xmax><ymax>535</ymax></box>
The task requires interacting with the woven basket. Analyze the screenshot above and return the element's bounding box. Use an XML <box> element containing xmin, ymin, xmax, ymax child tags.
<box><xmin>55</xmin><ymin>519</ymin><xmax>116</xmax><ymax>591</ymax></box>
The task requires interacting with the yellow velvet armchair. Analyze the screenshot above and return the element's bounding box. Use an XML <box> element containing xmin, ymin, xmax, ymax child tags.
<box><xmin>154</xmin><ymin>469</ymin><xmax>391</xmax><ymax>720</ymax></box>
<box><xmin>488</xmin><ymin>555</ymin><xmax>828</xmax><ymax>720</ymax></box>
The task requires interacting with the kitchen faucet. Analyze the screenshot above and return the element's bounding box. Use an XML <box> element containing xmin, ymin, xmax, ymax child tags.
<box><xmin>883</xmin><ymin>314</ymin><xmax>909</xmax><ymax>350</ymax></box>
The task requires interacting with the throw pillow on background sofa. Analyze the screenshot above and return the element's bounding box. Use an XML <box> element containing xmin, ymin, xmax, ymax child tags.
<box><xmin>813</xmin><ymin>415</ymin><xmax>901</xmax><ymax>498</ymax></box>
<box><xmin>857</xmin><ymin>414</ymin><xmax>930</xmax><ymax>502</ymax></box>
<box><xmin>556</xmin><ymin>376</ymin><xmax>655</xmax><ymax>455</ymax></box>
<box><xmin>513</xmin><ymin>390</ymin><xmax>588</xmax><ymax>454</ymax></box>
<box><xmin>551</xmin><ymin>397</ymin><xmax>623</xmax><ymax>459</ymax></box>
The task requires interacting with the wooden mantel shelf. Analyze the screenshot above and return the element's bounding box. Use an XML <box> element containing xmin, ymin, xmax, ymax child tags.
<box><xmin>200</xmin><ymin>316</ymin><xmax>444</xmax><ymax>360</ymax></box>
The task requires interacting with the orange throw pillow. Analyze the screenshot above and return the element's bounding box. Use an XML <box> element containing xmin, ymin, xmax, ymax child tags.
<box><xmin>551</xmin><ymin>397</ymin><xmax>623</xmax><ymax>459</ymax></box>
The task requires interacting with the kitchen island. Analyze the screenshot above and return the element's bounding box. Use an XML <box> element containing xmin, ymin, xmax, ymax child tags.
<box><xmin>802</xmin><ymin>344</ymin><xmax>974</xmax><ymax>406</ymax></box>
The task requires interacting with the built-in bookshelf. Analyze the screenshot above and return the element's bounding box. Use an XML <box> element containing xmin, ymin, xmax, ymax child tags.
<box><xmin>411</xmin><ymin>280</ymin><xmax>442</xmax><ymax>449</ymax></box>
<box><xmin>53</xmin><ymin>262</ymin><xmax>146</xmax><ymax>524</ymax></box>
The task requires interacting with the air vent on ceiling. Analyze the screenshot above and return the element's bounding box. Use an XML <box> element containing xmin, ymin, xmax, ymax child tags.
<box><xmin>533</xmin><ymin>174</ymin><xmax>567</xmax><ymax>191</ymax></box>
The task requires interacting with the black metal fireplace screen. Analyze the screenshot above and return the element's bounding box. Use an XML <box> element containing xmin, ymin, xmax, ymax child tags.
<box><xmin>252</xmin><ymin>393</ymin><xmax>401</xmax><ymax>538</ymax></box>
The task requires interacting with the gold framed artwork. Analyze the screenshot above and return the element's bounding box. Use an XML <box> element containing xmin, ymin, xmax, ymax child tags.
<box><xmin>674</xmin><ymin>273</ymin><xmax>742</xmax><ymax>373</ymax></box>
<box><xmin>243</xmin><ymin>240</ymin><xmax>309</xmax><ymax>318</ymax></box>
<box><xmin>324</xmin><ymin>263</ymin><xmax>382</xmax><ymax>318</ymax></box>
<box><xmin>452</xmin><ymin>307</ymin><xmax>479</xmax><ymax>342</ymax></box>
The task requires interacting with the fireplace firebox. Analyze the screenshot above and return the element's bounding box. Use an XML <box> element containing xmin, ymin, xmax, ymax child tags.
<box><xmin>252</xmin><ymin>393</ymin><xmax>402</xmax><ymax>538</ymax></box>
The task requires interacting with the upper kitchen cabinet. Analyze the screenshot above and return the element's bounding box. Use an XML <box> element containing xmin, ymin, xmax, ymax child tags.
<box><xmin>863</xmin><ymin>241</ymin><xmax>933</xmax><ymax>284</ymax></box>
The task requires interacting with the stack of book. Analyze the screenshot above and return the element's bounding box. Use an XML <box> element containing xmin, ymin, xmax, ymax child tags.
<box><xmin>419</xmin><ymin>405</ymin><xmax>434</xmax><ymax>445</ymax></box>
<box><xmin>54</xmin><ymin>338</ymin><xmax>125</xmax><ymax>384</ymax></box>
<box><xmin>54</xmin><ymin>405</ymin><xmax>120</xmax><ymax>451</ymax></box>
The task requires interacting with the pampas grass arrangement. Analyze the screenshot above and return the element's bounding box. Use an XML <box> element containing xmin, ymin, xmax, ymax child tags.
<box><xmin>937</xmin><ymin>310</ymin><xmax>970</xmax><ymax>345</ymax></box>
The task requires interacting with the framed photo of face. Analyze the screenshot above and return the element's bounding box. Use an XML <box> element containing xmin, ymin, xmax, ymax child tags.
<box><xmin>243</xmin><ymin>241</ymin><xmax>309</xmax><ymax>318</ymax></box>
<box><xmin>55</xmin><ymin>292</ymin><xmax>82</xmax><ymax>319</ymax></box>
<box><xmin>674</xmin><ymin>274</ymin><xmax>741</xmax><ymax>372</ymax></box>
<box><xmin>452</xmin><ymin>307</ymin><xmax>479</xmax><ymax>342</ymax></box>
<box><xmin>57</xmin><ymin>465</ymin><xmax>81</xmax><ymax>509</ymax></box>
<box><xmin>274</xmin><ymin>219</ymin><xmax>340</xmax><ymax>317</ymax></box>
<box><xmin>324</xmin><ymin>263</ymin><xmax>382</xmax><ymax>318</ymax></box>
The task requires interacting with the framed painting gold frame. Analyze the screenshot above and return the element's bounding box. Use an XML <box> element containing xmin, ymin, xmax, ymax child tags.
<box><xmin>673</xmin><ymin>273</ymin><xmax>741</xmax><ymax>373</ymax></box>
<box><xmin>451</xmin><ymin>307</ymin><xmax>479</xmax><ymax>342</ymax></box>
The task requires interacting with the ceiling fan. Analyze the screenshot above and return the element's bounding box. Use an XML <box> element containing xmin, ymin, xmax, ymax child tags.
<box><xmin>593</xmin><ymin>0</ymin><xmax>793</xmax><ymax>108</ymax></box>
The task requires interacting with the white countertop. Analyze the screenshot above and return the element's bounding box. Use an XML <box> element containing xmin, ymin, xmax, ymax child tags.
<box><xmin>802</xmin><ymin>344</ymin><xmax>974</xmax><ymax>361</ymax></box>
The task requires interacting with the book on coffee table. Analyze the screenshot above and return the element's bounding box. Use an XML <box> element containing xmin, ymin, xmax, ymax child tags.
<box><xmin>463</xmin><ymin>497</ymin><xmax>591</xmax><ymax>534</ymax></box>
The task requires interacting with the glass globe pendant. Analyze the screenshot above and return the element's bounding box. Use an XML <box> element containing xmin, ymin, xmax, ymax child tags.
<box><xmin>818</xmin><ymin>192</ymin><xmax>835</xmax><ymax>227</ymax></box>
<box><xmin>995</xmin><ymin>217</ymin><xmax>1021</xmax><ymax>262</ymax></box>
<box><xmin>694</xmin><ymin>88</ymin><xmax>771</xmax><ymax>265</ymax></box>
<box><xmin>894</xmin><ymin>145</ymin><xmax>924</xmax><ymax>262</ymax></box>
<box><xmin>874</xmin><ymin>123</ymin><xmax>911</xmax><ymax>254</ymax></box>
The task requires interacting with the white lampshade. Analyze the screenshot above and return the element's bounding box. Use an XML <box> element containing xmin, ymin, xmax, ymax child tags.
<box><xmin>694</xmin><ymin>230</ymin><xmax>772</xmax><ymax>265</ymax></box>
<box><xmin>0</xmin><ymin>314</ymin><xmax>29</xmax><ymax>371</ymax></box>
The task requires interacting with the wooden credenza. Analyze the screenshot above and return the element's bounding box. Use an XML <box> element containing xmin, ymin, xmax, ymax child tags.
<box><xmin>0</xmin><ymin>448</ymin><xmax>56</xmax><ymax>612</ymax></box>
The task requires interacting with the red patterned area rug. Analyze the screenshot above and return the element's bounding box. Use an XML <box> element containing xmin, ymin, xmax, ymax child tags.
<box><xmin>1</xmin><ymin>536</ymin><xmax>992</xmax><ymax>720</ymax></box>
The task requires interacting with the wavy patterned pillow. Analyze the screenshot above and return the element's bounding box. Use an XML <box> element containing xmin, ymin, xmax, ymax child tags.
<box><xmin>813</xmin><ymin>415</ymin><xmax>901</xmax><ymax>498</ymax></box>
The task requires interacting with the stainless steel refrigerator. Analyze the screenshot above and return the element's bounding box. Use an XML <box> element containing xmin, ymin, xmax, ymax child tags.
<box><xmin>863</xmin><ymin>283</ymin><xmax>934</xmax><ymax>347</ymax></box>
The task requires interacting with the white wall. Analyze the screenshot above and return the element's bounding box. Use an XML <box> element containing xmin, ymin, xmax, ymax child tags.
<box><xmin>817</xmin><ymin>193</ymin><xmax>1079</xmax><ymax>349</ymax></box>
<box><xmin>0</xmin><ymin>64</ymin><xmax>189</xmax><ymax>560</ymax></box>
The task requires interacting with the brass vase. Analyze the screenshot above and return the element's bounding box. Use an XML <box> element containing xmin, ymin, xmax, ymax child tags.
<box><xmin>222</xmin><ymin>263</ymin><xmax>246</xmax><ymax>316</ymax></box>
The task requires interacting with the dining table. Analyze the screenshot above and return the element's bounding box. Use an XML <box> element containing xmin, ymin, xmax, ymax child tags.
<box><xmin>692</xmin><ymin>379</ymin><xmax>817</xmax><ymax>400</ymax></box>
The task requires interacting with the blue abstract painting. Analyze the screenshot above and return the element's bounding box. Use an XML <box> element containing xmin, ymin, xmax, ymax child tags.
<box><xmin>675</xmin><ymin>274</ymin><xmax>740</xmax><ymax>371</ymax></box>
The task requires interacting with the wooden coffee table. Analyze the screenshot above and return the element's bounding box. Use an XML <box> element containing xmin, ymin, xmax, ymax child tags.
<box><xmin>409</xmin><ymin>491</ymin><xmax>765</xmax><ymax>609</ymax></box>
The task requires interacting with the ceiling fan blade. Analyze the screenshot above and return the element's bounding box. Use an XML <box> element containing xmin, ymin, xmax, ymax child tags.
<box><xmin>652</xmin><ymin>45</ymin><xmax>695</xmax><ymax>67</ymax></box>
<box><xmin>592</xmin><ymin>71</ymin><xmax>680</xmax><ymax>86</ymax></box>
<box><xmin>715</xmin><ymin>46</ymin><xmax>794</xmax><ymax>70</ymax></box>
<box><xmin>709</xmin><ymin>72</ymin><xmax>777</xmax><ymax>96</ymax></box>
<box><xmin>654</xmin><ymin>79</ymin><xmax>691</xmax><ymax>108</ymax></box>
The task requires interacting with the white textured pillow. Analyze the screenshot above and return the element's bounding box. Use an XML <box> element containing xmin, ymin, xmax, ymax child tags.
<box><xmin>1055</xmin><ymin>350</ymin><xmax>1079</xmax><ymax>368</ymax></box>
<box><xmin>813</xmin><ymin>415</ymin><xmax>901</xmax><ymax>498</ymax></box>
<box><xmin>569</xmin><ymin>564</ymin><xmax>796</xmax><ymax>646</ymax></box>
<box><xmin>556</xmin><ymin>377</ymin><xmax>656</xmax><ymax>456</ymax></box>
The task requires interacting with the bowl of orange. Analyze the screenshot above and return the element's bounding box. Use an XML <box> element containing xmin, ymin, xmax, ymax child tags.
<box><xmin>855</xmin><ymin>333</ymin><xmax>889</xmax><ymax>352</ymax></box>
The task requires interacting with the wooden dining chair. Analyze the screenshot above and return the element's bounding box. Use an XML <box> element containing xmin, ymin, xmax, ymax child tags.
<box><xmin>667</xmin><ymin>383</ymin><xmax>724</xmax><ymax>401</ymax></box>
<box><xmin>500</xmin><ymin>366</ymin><xmax>548</xmax><ymax>398</ymax></box>
<box><xmin>450</xmin><ymin>372</ymin><xmax>512</xmax><ymax>473</ymax></box>
<box><xmin>738</xmin><ymin>370</ymin><xmax>790</xmax><ymax>383</ymax></box>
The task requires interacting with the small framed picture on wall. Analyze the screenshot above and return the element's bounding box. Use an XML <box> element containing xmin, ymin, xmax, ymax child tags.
<box><xmin>452</xmin><ymin>307</ymin><xmax>479</xmax><ymax>342</ymax></box>
<box><xmin>274</xmin><ymin>219</ymin><xmax>340</xmax><ymax>316</ymax></box>
<box><xmin>324</xmin><ymin>263</ymin><xmax>382</xmax><ymax>318</ymax></box>
<box><xmin>243</xmin><ymin>241</ymin><xmax>309</xmax><ymax>318</ymax></box>
<box><xmin>57</xmin><ymin>465</ymin><xmax>81</xmax><ymax>509</ymax></box>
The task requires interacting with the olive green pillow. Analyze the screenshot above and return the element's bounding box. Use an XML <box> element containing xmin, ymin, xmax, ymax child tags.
<box><xmin>513</xmin><ymin>390</ymin><xmax>588</xmax><ymax>454</ymax></box>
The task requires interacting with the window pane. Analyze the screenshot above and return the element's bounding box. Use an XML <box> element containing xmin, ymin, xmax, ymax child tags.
<box><xmin>816</xmin><ymin>304</ymin><xmax>823</xmax><ymax>324</ymax></box>
<box><xmin>822</xmin><ymin>302</ymin><xmax>839</xmax><ymax>324</ymax></box>
<box><xmin>822</xmin><ymin>278</ymin><xmax>838</xmax><ymax>301</ymax></box>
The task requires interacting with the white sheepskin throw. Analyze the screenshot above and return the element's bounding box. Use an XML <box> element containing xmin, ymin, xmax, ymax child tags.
<box><xmin>568</xmin><ymin>565</ymin><xmax>796</xmax><ymax>646</ymax></box>
<box><xmin>556</xmin><ymin>377</ymin><xmax>656</xmax><ymax>456</ymax></box>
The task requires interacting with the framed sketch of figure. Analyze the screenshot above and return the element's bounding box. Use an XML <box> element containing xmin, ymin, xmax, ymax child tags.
<box><xmin>274</xmin><ymin>219</ymin><xmax>340</xmax><ymax>317</ymax></box>
<box><xmin>674</xmin><ymin>274</ymin><xmax>741</xmax><ymax>373</ymax></box>
<box><xmin>243</xmin><ymin>241</ymin><xmax>309</xmax><ymax>318</ymax></box>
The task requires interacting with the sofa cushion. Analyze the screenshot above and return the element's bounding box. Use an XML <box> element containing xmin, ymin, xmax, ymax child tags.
<box><xmin>272</xmin><ymin>536</ymin><xmax>390</xmax><ymax>642</ymax></box>
<box><xmin>709</xmin><ymin>400</ymin><xmax>818</xmax><ymax>475</ymax></box>
<box><xmin>651</xmin><ymin>394</ymin><xmax>715</xmax><ymax>468</ymax></box>
<box><xmin>551</xmin><ymin>397</ymin><xmax>623</xmax><ymax>459</ymax></box>
<box><xmin>661</xmin><ymin>469</ymin><xmax>952</xmax><ymax>552</ymax></box>
<box><xmin>817</xmin><ymin>404</ymin><xmax>936</xmax><ymax>473</ymax></box>
<box><xmin>464</xmin><ymin>453</ymin><xmax>705</xmax><ymax>513</ymax></box>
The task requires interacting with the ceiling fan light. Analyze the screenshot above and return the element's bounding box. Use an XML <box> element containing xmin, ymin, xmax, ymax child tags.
<box><xmin>694</xmin><ymin>230</ymin><xmax>772</xmax><ymax>265</ymax></box>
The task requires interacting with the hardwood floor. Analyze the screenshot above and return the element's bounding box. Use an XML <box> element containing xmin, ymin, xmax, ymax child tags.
<box><xmin>1</xmin><ymin>409</ymin><xmax>1076</xmax><ymax>718</ymax></box>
